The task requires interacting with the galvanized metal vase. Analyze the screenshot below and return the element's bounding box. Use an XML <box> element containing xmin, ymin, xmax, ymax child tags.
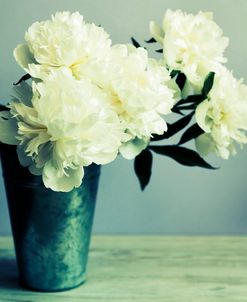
<box><xmin>0</xmin><ymin>144</ymin><xmax>101</xmax><ymax>292</ymax></box>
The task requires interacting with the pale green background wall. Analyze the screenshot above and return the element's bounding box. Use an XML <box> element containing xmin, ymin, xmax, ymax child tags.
<box><xmin>0</xmin><ymin>0</ymin><xmax>247</xmax><ymax>235</ymax></box>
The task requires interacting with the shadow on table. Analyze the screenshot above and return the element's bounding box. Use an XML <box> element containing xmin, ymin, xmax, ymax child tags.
<box><xmin>0</xmin><ymin>258</ymin><xmax>22</xmax><ymax>291</ymax></box>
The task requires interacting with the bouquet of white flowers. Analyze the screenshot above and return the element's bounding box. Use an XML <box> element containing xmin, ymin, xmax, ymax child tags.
<box><xmin>0</xmin><ymin>10</ymin><xmax>247</xmax><ymax>192</ymax></box>
<box><xmin>1</xmin><ymin>8</ymin><xmax>247</xmax><ymax>294</ymax></box>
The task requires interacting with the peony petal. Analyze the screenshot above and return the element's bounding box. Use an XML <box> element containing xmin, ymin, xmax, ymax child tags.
<box><xmin>0</xmin><ymin>111</ymin><xmax>19</xmax><ymax>145</ymax></box>
<box><xmin>28</xmin><ymin>63</ymin><xmax>57</xmax><ymax>80</ymax></box>
<box><xmin>12</xmin><ymin>82</ymin><xmax>33</xmax><ymax>106</ymax></box>
<box><xmin>90</xmin><ymin>150</ymin><xmax>118</xmax><ymax>165</ymax></box>
<box><xmin>25</xmin><ymin>133</ymin><xmax>51</xmax><ymax>157</ymax></box>
<box><xmin>195</xmin><ymin>133</ymin><xmax>215</xmax><ymax>156</ymax></box>
<box><xmin>10</xmin><ymin>102</ymin><xmax>43</xmax><ymax>130</ymax></box>
<box><xmin>217</xmin><ymin>145</ymin><xmax>230</xmax><ymax>160</ymax></box>
<box><xmin>28</xmin><ymin>164</ymin><xmax>43</xmax><ymax>176</ymax></box>
<box><xmin>195</xmin><ymin>100</ymin><xmax>211</xmax><ymax>133</ymax></box>
<box><xmin>17</xmin><ymin>145</ymin><xmax>33</xmax><ymax>167</ymax></box>
<box><xmin>149</xmin><ymin>21</ymin><xmax>164</xmax><ymax>44</ymax></box>
<box><xmin>119</xmin><ymin>137</ymin><xmax>149</xmax><ymax>160</ymax></box>
<box><xmin>13</xmin><ymin>44</ymin><xmax>36</xmax><ymax>72</ymax></box>
<box><xmin>42</xmin><ymin>160</ymin><xmax>84</xmax><ymax>192</ymax></box>
<box><xmin>160</xmin><ymin>10</ymin><xmax>229</xmax><ymax>87</ymax></box>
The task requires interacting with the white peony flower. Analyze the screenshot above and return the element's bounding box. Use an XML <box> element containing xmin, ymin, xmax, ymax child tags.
<box><xmin>150</xmin><ymin>10</ymin><xmax>229</xmax><ymax>88</ymax></box>
<box><xmin>77</xmin><ymin>44</ymin><xmax>177</xmax><ymax>159</ymax></box>
<box><xmin>14</xmin><ymin>11</ymin><xmax>111</xmax><ymax>80</ymax></box>
<box><xmin>195</xmin><ymin>67</ymin><xmax>247</xmax><ymax>159</ymax></box>
<box><xmin>0</xmin><ymin>69</ymin><xmax>124</xmax><ymax>191</ymax></box>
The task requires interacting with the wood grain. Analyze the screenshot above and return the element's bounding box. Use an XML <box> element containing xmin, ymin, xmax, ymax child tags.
<box><xmin>0</xmin><ymin>236</ymin><xmax>247</xmax><ymax>301</ymax></box>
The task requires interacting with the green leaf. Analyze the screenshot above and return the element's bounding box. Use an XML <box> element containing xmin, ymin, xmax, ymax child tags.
<box><xmin>13</xmin><ymin>74</ymin><xmax>31</xmax><ymax>86</ymax></box>
<box><xmin>134</xmin><ymin>149</ymin><xmax>153</xmax><ymax>190</ymax></box>
<box><xmin>131</xmin><ymin>37</ymin><xmax>141</xmax><ymax>48</ymax></box>
<box><xmin>202</xmin><ymin>72</ymin><xmax>215</xmax><ymax>96</ymax></box>
<box><xmin>145</xmin><ymin>37</ymin><xmax>156</xmax><ymax>43</ymax></box>
<box><xmin>171</xmin><ymin>107</ymin><xmax>185</xmax><ymax>115</ymax></box>
<box><xmin>176</xmin><ymin>72</ymin><xmax>186</xmax><ymax>91</ymax></box>
<box><xmin>0</xmin><ymin>104</ymin><xmax>9</xmax><ymax>111</ymax></box>
<box><xmin>149</xmin><ymin>145</ymin><xmax>216</xmax><ymax>169</ymax></box>
<box><xmin>155</xmin><ymin>49</ymin><xmax>163</xmax><ymax>53</ymax></box>
<box><xmin>175</xmin><ymin>94</ymin><xmax>206</xmax><ymax>107</ymax></box>
<box><xmin>170</xmin><ymin>70</ymin><xmax>180</xmax><ymax>78</ymax></box>
<box><xmin>178</xmin><ymin>123</ymin><xmax>204</xmax><ymax>145</ymax></box>
<box><xmin>151</xmin><ymin>112</ymin><xmax>193</xmax><ymax>141</ymax></box>
<box><xmin>174</xmin><ymin>104</ymin><xmax>196</xmax><ymax>111</ymax></box>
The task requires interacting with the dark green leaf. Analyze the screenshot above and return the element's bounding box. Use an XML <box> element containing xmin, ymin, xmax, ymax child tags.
<box><xmin>155</xmin><ymin>49</ymin><xmax>163</xmax><ymax>53</ymax></box>
<box><xmin>186</xmin><ymin>94</ymin><xmax>207</xmax><ymax>104</ymax></box>
<box><xmin>0</xmin><ymin>104</ymin><xmax>8</xmax><ymax>111</ymax></box>
<box><xmin>175</xmin><ymin>94</ymin><xmax>206</xmax><ymax>107</ymax></box>
<box><xmin>145</xmin><ymin>37</ymin><xmax>156</xmax><ymax>43</ymax></box>
<box><xmin>131</xmin><ymin>37</ymin><xmax>141</xmax><ymax>48</ymax></box>
<box><xmin>149</xmin><ymin>145</ymin><xmax>216</xmax><ymax>169</ymax></box>
<box><xmin>202</xmin><ymin>72</ymin><xmax>215</xmax><ymax>96</ymax></box>
<box><xmin>13</xmin><ymin>74</ymin><xmax>31</xmax><ymax>86</ymax></box>
<box><xmin>171</xmin><ymin>107</ymin><xmax>185</xmax><ymax>115</ymax></box>
<box><xmin>176</xmin><ymin>72</ymin><xmax>186</xmax><ymax>91</ymax></box>
<box><xmin>178</xmin><ymin>123</ymin><xmax>204</xmax><ymax>145</ymax></box>
<box><xmin>174</xmin><ymin>99</ymin><xmax>193</xmax><ymax>107</ymax></box>
<box><xmin>151</xmin><ymin>112</ymin><xmax>193</xmax><ymax>141</ymax></box>
<box><xmin>174</xmin><ymin>104</ymin><xmax>196</xmax><ymax>111</ymax></box>
<box><xmin>170</xmin><ymin>70</ymin><xmax>180</xmax><ymax>78</ymax></box>
<box><xmin>134</xmin><ymin>149</ymin><xmax>153</xmax><ymax>190</ymax></box>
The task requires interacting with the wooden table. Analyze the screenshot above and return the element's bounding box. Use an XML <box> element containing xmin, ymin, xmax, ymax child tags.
<box><xmin>0</xmin><ymin>236</ymin><xmax>247</xmax><ymax>301</ymax></box>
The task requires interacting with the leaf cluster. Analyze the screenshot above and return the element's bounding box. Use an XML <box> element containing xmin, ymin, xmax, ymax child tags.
<box><xmin>132</xmin><ymin>46</ymin><xmax>216</xmax><ymax>190</ymax></box>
